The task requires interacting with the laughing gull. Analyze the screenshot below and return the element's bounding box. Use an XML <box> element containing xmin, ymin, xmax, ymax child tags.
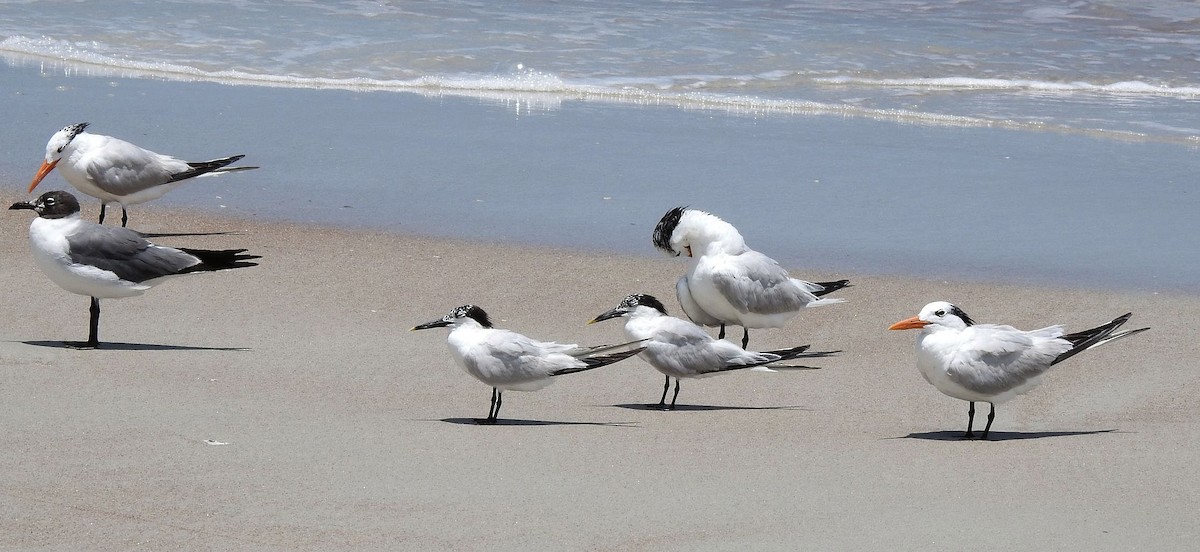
<box><xmin>9</xmin><ymin>190</ymin><xmax>260</xmax><ymax>348</ymax></box>
<box><xmin>29</xmin><ymin>122</ymin><xmax>257</xmax><ymax>227</ymax></box>
<box><xmin>412</xmin><ymin>305</ymin><xmax>646</xmax><ymax>424</ymax></box>
<box><xmin>889</xmin><ymin>301</ymin><xmax>1149</xmax><ymax>439</ymax></box>
<box><xmin>652</xmin><ymin>206</ymin><xmax>848</xmax><ymax>349</ymax></box>
<box><xmin>590</xmin><ymin>294</ymin><xmax>838</xmax><ymax>409</ymax></box>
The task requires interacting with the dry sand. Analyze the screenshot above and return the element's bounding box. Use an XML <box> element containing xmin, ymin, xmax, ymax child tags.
<box><xmin>1</xmin><ymin>203</ymin><xmax>1197</xmax><ymax>550</ymax></box>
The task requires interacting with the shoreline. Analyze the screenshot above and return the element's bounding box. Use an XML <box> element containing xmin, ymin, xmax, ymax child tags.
<box><xmin>3</xmin><ymin>62</ymin><xmax>1199</xmax><ymax>294</ymax></box>
<box><xmin>2</xmin><ymin>204</ymin><xmax>1196</xmax><ymax>549</ymax></box>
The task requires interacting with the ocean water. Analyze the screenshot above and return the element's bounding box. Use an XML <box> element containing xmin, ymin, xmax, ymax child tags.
<box><xmin>2</xmin><ymin>1</ymin><xmax>1198</xmax><ymax>291</ymax></box>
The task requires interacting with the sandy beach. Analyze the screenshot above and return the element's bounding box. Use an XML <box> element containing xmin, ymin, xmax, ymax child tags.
<box><xmin>1</xmin><ymin>201</ymin><xmax>1197</xmax><ymax>550</ymax></box>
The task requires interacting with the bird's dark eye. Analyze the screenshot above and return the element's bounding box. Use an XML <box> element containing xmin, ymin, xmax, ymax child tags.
<box><xmin>934</xmin><ymin>309</ymin><xmax>945</xmax><ymax>317</ymax></box>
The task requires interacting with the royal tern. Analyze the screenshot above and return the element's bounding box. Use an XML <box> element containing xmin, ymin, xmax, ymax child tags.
<box><xmin>889</xmin><ymin>301</ymin><xmax>1149</xmax><ymax>439</ymax></box>
<box><xmin>411</xmin><ymin>305</ymin><xmax>646</xmax><ymax>424</ymax></box>
<box><xmin>28</xmin><ymin>122</ymin><xmax>257</xmax><ymax>227</ymax></box>
<box><xmin>590</xmin><ymin>294</ymin><xmax>838</xmax><ymax>409</ymax></box>
<box><xmin>9</xmin><ymin>191</ymin><xmax>260</xmax><ymax>349</ymax></box>
<box><xmin>652</xmin><ymin>206</ymin><xmax>848</xmax><ymax>349</ymax></box>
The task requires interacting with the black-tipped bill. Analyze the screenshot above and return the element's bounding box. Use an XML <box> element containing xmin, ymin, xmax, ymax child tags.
<box><xmin>411</xmin><ymin>318</ymin><xmax>452</xmax><ymax>331</ymax></box>
<box><xmin>9</xmin><ymin>201</ymin><xmax>36</xmax><ymax>211</ymax></box>
<box><xmin>589</xmin><ymin>306</ymin><xmax>629</xmax><ymax>325</ymax></box>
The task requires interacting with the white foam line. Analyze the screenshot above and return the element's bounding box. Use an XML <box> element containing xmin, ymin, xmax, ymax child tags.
<box><xmin>3</xmin><ymin>36</ymin><xmax>1198</xmax><ymax>146</ymax></box>
<box><xmin>817</xmin><ymin>76</ymin><xmax>1200</xmax><ymax>97</ymax></box>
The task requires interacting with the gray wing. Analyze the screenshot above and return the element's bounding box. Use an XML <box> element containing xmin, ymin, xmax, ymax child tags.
<box><xmin>945</xmin><ymin>325</ymin><xmax>1064</xmax><ymax>395</ymax></box>
<box><xmin>710</xmin><ymin>251</ymin><xmax>815</xmax><ymax>315</ymax></box>
<box><xmin>66</xmin><ymin>225</ymin><xmax>200</xmax><ymax>283</ymax></box>
<box><xmin>677</xmin><ymin>276</ymin><xmax>722</xmax><ymax>326</ymax></box>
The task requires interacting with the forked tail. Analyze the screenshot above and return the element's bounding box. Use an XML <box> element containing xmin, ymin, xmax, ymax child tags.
<box><xmin>1052</xmin><ymin>313</ymin><xmax>1149</xmax><ymax>366</ymax></box>
<box><xmin>551</xmin><ymin>347</ymin><xmax>646</xmax><ymax>376</ymax></box>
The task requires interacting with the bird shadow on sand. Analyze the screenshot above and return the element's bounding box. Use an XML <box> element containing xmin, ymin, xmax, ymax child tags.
<box><xmin>611</xmin><ymin>403</ymin><xmax>812</xmax><ymax>412</ymax></box>
<box><xmin>440</xmin><ymin>417</ymin><xmax>639</xmax><ymax>427</ymax></box>
<box><xmin>22</xmin><ymin>340</ymin><xmax>251</xmax><ymax>352</ymax></box>
<box><xmin>901</xmin><ymin>429</ymin><xmax>1119</xmax><ymax>442</ymax></box>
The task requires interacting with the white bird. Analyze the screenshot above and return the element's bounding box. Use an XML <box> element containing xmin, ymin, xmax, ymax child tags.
<box><xmin>652</xmin><ymin>206</ymin><xmax>848</xmax><ymax>349</ymax></box>
<box><xmin>28</xmin><ymin>122</ymin><xmax>257</xmax><ymax>227</ymax></box>
<box><xmin>889</xmin><ymin>301</ymin><xmax>1149</xmax><ymax>439</ymax></box>
<box><xmin>411</xmin><ymin>305</ymin><xmax>646</xmax><ymax>424</ymax></box>
<box><xmin>9</xmin><ymin>191</ymin><xmax>260</xmax><ymax>349</ymax></box>
<box><xmin>590</xmin><ymin>294</ymin><xmax>838</xmax><ymax>409</ymax></box>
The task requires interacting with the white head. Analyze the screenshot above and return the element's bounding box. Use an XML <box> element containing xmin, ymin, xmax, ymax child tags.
<box><xmin>888</xmin><ymin>301</ymin><xmax>977</xmax><ymax>332</ymax></box>
<box><xmin>652</xmin><ymin>206</ymin><xmax>746</xmax><ymax>258</ymax></box>
<box><xmin>411</xmin><ymin>305</ymin><xmax>494</xmax><ymax>331</ymax></box>
<box><xmin>30</xmin><ymin>123</ymin><xmax>90</xmax><ymax>194</ymax></box>
<box><xmin>590</xmin><ymin>294</ymin><xmax>669</xmax><ymax>324</ymax></box>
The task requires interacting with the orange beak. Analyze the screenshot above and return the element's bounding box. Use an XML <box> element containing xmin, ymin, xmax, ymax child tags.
<box><xmin>684</xmin><ymin>245</ymin><xmax>693</xmax><ymax>258</ymax></box>
<box><xmin>888</xmin><ymin>316</ymin><xmax>929</xmax><ymax>330</ymax></box>
<box><xmin>28</xmin><ymin>159</ymin><xmax>59</xmax><ymax>193</ymax></box>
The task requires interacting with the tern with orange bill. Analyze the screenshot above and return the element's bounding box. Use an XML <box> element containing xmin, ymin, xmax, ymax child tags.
<box><xmin>29</xmin><ymin>123</ymin><xmax>257</xmax><ymax>227</ymax></box>
<box><xmin>889</xmin><ymin>301</ymin><xmax>1148</xmax><ymax>439</ymax></box>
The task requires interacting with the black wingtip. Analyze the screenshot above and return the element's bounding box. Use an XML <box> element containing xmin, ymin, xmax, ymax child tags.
<box><xmin>811</xmin><ymin>279</ymin><xmax>851</xmax><ymax>297</ymax></box>
<box><xmin>1052</xmin><ymin>312</ymin><xmax>1135</xmax><ymax>366</ymax></box>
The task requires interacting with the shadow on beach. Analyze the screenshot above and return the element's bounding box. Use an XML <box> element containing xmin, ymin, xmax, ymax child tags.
<box><xmin>440</xmin><ymin>418</ymin><xmax>638</xmax><ymax>427</ymax></box>
<box><xmin>21</xmin><ymin>340</ymin><xmax>251</xmax><ymax>352</ymax></box>
<box><xmin>611</xmin><ymin>403</ymin><xmax>812</xmax><ymax>412</ymax></box>
<box><xmin>902</xmin><ymin>429</ymin><xmax>1119</xmax><ymax>442</ymax></box>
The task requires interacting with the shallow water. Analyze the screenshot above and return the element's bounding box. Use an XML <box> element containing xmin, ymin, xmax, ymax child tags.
<box><xmin>2</xmin><ymin>64</ymin><xmax>1196</xmax><ymax>293</ymax></box>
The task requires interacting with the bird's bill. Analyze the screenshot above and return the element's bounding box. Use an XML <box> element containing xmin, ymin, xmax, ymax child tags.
<box><xmin>410</xmin><ymin>318</ymin><xmax>452</xmax><ymax>331</ymax></box>
<box><xmin>28</xmin><ymin>159</ymin><xmax>59</xmax><ymax>193</ymax></box>
<box><xmin>888</xmin><ymin>316</ymin><xmax>929</xmax><ymax>330</ymax></box>
<box><xmin>588</xmin><ymin>307</ymin><xmax>627</xmax><ymax>324</ymax></box>
<box><xmin>8</xmin><ymin>201</ymin><xmax>36</xmax><ymax>211</ymax></box>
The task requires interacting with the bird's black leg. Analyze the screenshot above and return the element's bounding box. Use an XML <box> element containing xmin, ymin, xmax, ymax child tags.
<box><xmin>669</xmin><ymin>379</ymin><xmax>681</xmax><ymax>410</ymax></box>
<box><xmin>493</xmin><ymin>390</ymin><xmax>503</xmax><ymax>423</ymax></box>
<box><xmin>477</xmin><ymin>387</ymin><xmax>499</xmax><ymax>425</ymax></box>
<box><xmin>67</xmin><ymin>297</ymin><xmax>102</xmax><ymax>349</ymax></box>
<box><xmin>981</xmin><ymin>403</ymin><xmax>995</xmax><ymax>440</ymax></box>
<box><xmin>963</xmin><ymin>401</ymin><xmax>976</xmax><ymax>439</ymax></box>
<box><xmin>741</xmin><ymin>327</ymin><xmax>750</xmax><ymax>349</ymax></box>
<box><xmin>97</xmin><ymin>204</ymin><xmax>107</xmax><ymax>225</ymax></box>
<box><xmin>717</xmin><ymin>323</ymin><xmax>726</xmax><ymax>340</ymax></box>
<box><xmin>120</xmin><ymin>207</ymin><xmax>129</xmax><ymax>228</ymax></box>
<box><xmin>651</xmin><ymin>375</ymin><xmax>670</xmax><ymax>409</ymax></box>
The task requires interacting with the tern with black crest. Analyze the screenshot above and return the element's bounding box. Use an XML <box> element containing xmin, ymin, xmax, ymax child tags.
<box><xmin>412</xmin><ymin>305</ymin><xmax>646</xmax><ymax>424</ymax></box>
<box><xmin>889</xmin><ymin>301</ymin><xmax>1149</xmax><ymax>439</ymax></box>
<box><xmin>10</xmin><ymin>191</ymin><xmax>260</xmax><ymax>348</ymax></box>
<box><xmin>591</xmin><ymin>294</ymin><xmax>838</xmax><ymax>409</ymax></box>
<box><xmin>652</xmin><ymin>206</ymin><xmax>848</xmax><ymax>349</ymax></box>
<box><xmin>29</xmin><ymin>122</ymin><xmax>257</xmax><ymax>227</ymax></box>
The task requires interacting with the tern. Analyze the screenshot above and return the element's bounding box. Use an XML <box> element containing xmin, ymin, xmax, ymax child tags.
<box><xmin>10</xmin><ymin>191</ymin><xmax>260</xmax><ymax>349</ymax></box>
<box><xmin>28</xmin><ymin>122</ymin><xmax>257</xmax><ymax>227</ymax></box>
<box><xmin>590</xmin><ymin>294</ymin><xmax>838</xmax><ymax>409</ymax></box>
<box><xmin>889</xmin><ymin>301</ymin><xmax>1149</xmax><ymax>439</ymax></box>
<box><xmin>652</xmin><ymin>206</ymin><xmax>848</xmax><ymax>349</ymax></box>
<box><xmin>411</xmin><ymin>305</ymin><xmax>646</xmax><ymax>424</ymax></box>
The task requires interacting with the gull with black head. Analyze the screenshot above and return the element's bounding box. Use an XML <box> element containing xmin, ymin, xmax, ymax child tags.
<box><xmin>412</xmin><ymin>305</ymin><xmax>646</xmax><ymax>424</ymax></box>
<box><xmin>591</xmin><ymin>294</ymin><xmax>838</xmax><ymax>409</ymax></box>
<box><xmin>653</xmin><ymin>206</ymin><xmax>848</xmax><ymax>349</ymax></box>
<box><xmin>29</xmin><ymin>122</ymin><xmax>257</xmax><ymax>227</ymax></box>
<box><xmin>10</xmin><ymin>190</ymin><xmax>260</xmax><ymax>348</ymax></box>
<box><xmin>889</xmin><ymin>301</ymin><xmax>1149</xmax><ymax>439</ymax></box>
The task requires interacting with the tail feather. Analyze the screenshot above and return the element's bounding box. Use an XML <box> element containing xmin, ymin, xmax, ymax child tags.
<box><xmin>179</xmin><ymin>248</ymin><xmax>261</xmax><ymax>273</ymax></box>
<box><xmin>715</xmin><ymin>345</ymin><xmax>840</xmax><ymax>373</ymax></box>
<box><xmin>551</xmin><ymin>347</ymin><xmax>646</xmax><ymax>376</ymax></box>
<box><xmin>168</xmin><ymin>155</ymin><xmax>250</xmax><ymax>182</ymax></box>
<box><xmin>811</xmin><ymin>279</ymin><xmax>851</xmax><ymax>297</ymax></box>
<box><xmin>566</xmin><ymin>338</ymin><xmax>649</xmax><ymax>358</ymax></box>
<box><xmin>1052</xmin><ymin>313</ymin><xmax>1147</xmax><ymax>366</ymax></box>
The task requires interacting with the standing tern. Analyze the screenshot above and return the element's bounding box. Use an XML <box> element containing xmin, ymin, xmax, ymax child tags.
<box><xmin>889</xmin><ymin>301</ymin><xmax>1149</xmax><ymax>439</ymax></box>
<box><xmin>411</xmin><ymin>305</ymin><xmax>646</xmax><ymax>424</ymax></box>
<box><xmin>9</xmin><ymin>191</ymin><xmax>260</xmax><ymax>349</ymax></box>
<box><xmin>652</xmin><ymin>206</ymin><xmax>848</xmax><ymax>349</ymax></box>
<box><xmin>28</xmin><ymin>122</ymin><xmax>257</xmax><ymax>227</ymax></box>
<box><xmin>590</xmin><ymin>294</ymin><xmax>838</xmax><ymax>409</ymax></box>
